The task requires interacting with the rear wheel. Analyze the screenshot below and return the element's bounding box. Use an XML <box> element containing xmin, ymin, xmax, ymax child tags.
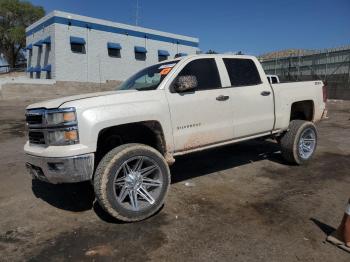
<box><xmin>279</xmin><ymin>120</ymin><xmax>317</xmax><ymax>165</ymax></box>
<box><xmin>94</xmin><ymin>143</ymin><xmax>170</xmax><ymax>222</ymax></box>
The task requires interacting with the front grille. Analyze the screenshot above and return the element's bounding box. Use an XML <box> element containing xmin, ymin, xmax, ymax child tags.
<box><xmin>29</xmin><ymin>131</ymin><xmax>45</xmax><ymax>144</ymax></box>
<box><xmin>26</xmin><ymin>109</ymin><xmax>45</xmax><ymax>127</ymax></box>
<box><xmin>26</xmin><ymin>109</ymin><xmax>45</xmax><ymax>145</ymax></box>
<box><xmin>26</xmin><ymin>114</ymin><xmax>43</xmax><ymax>125</ymax></box>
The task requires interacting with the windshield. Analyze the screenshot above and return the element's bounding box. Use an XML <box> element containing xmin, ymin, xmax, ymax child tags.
<box><xmin>117</xmin><ymin>61</ymin><xmax>179</xmax><ymax>91</ymax></box>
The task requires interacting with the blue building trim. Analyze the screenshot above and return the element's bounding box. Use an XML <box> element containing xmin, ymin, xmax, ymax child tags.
<box><xmin>42</xmin><ymin>36</ymin><xmax>51</xmax><ymax>44</ymax></box>
<box><xmin>107</xmin><ymin>42</ymin><xmax>122</xmax><ymax>50</ymax></box>
<box><xmin>34</xmin><ymin>40</ymin><xmax>43</xmax><ymax>47</ymax></box>
<box><xmin>135</xmin><ymin>46</ymin><xmax>147</xmax><ymax>53</ymax></box>
<box><xmin>70</xmin><ymin>36</ymin><xmax>86</xmax><ymax>44</ymax></box>
<box><xmin>158</xmin><ymin>50</ymin><xmax>170</xmax><ymax>56</ymax></box>
<box><xmin>26</xmin><ymin>16</ymin><xmax>199</xmax><ymax>48</ymax></box>
<box><xmin>32</xmin><ymin>66</ymin><xmax>41</xmax><ymax>72</ymax></box>
<box><xmin>42</xmin><ymin>64</ymin><xmax>52</xmax><ymax>72</ymax></box>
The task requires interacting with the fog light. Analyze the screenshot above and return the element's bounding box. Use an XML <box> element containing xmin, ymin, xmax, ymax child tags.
<box><xmin>48</xmin><ymin>162</ymin><xmax>65</xmax><ymax>171</ymax></box>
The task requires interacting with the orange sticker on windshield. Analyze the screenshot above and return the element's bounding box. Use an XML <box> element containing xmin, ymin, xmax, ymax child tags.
<box><xmin>160</xmin><ymin>67</ymin><xmax>172</xmax><ymax>75</ymax></box>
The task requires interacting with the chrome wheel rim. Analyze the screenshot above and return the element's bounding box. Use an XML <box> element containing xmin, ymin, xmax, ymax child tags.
<box><xmin>298</xmin><ymin>127</ymin><xmax>316</xmax><ymax>159</ymax></box>
<box><xmin>113</xmin><ymin>156</ymin><xmax>163</xmax><ymax>211</ymax></box>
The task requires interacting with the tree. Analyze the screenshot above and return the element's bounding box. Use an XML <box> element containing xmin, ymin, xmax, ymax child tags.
<box><xmin>0</xmin><ymin>0</ymin><xmax>44</xmax><ymax>69</ymax></box>
<box><xmin>206</xmin><ymin>49</ymin><xmax>218</xmax><ymax>54</ymax></box>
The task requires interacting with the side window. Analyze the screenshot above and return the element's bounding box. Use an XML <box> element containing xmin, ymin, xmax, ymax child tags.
<box><xmin>223</xmin><ymin>58</ymin><xmax>261</xmax><ymax>87</ymax></box>
<box><xmin>177</xmin><ymin>58</ymin><xmax>221</xmax><ymax>90</ymax></box>
<box><xmin>267</xmin><ymin>77</ymin><xmax>271</xmax><ymax>84</ymax></box>
<box><xmin>271</xmin><ymin>77</ymin><xmax>278</xmax><ymax>84</ymax></box>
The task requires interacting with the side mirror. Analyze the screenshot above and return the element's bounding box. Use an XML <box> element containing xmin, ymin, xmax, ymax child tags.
<box><xmin>174</xmin><ymin>75</ymin><xmax>198</xmax><ymax>92</ymax></box>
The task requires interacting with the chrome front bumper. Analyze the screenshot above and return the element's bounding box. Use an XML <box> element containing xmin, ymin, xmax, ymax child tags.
<box><xmin>25</xmin><ymin>153</ymin><xmax>94</xmax><ymax>184</ymax></box>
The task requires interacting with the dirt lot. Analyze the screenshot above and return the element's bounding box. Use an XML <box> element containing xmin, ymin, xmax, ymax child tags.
<box><xmin>0</xmin><ymin>97</ymin><xmax>349</xmax><ymax>262</ymax></box>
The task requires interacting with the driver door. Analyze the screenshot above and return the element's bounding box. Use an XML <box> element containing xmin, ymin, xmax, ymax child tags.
<box><xmin>165</xmin><ymin>58</ymin><xmax>234</xmax><ymax>152</ymax></box>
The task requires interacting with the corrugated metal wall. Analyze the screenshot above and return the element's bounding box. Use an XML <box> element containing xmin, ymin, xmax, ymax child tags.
<box><xmin>259</xmin><ymin>46</ymin><xmax>350</xmax><ymax>99</ymax></box>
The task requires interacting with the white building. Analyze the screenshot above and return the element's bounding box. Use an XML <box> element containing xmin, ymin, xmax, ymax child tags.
<box><xmin>25</xmin><ymin>10</ymin><xmax>199</xmax><ymax>82</ymax></box>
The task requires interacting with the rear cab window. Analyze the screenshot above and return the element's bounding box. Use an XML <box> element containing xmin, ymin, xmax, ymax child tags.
<box><xmin>223</xmin><ymin>58</ymin><xmax>262</xmax><ymax>87</ymax></box>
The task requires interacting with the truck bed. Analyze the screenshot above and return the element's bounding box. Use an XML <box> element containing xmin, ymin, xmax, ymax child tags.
<box><xmin>272</xmin><ymin>80</ymin><xmax>325</xmax><ymax>130</ymax></box>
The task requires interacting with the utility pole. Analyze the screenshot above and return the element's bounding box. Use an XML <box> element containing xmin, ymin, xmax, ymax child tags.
<box><xmin>325</xmin><ymin>50</ymin><xmax>329</xmax><ymax>81</ymax></box>
<box><xmin>347</xmin><ymin>54</ymin><xmax>350</xmax><ymax>84</ymax></box>
<box><xmin>297</xmin><ymin>50</ymin><xmax>301</xmax><ymax>81</ymax></box>
<box><xmin>135</xmin><ymin>0</ymin><xmax>140</xmax><ymax>26</ymax></box>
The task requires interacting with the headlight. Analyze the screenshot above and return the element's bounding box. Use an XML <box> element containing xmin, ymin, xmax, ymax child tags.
<box><xmin>47</xmin><ymin>127</ymin><xmax>79</xmax><ymax>145</ymax></box>
<box><xmin>26</xmin><ymin>107</ymin><xmax>80</xmax><ymax>146</ymax></box>
<box><xmin>45</xmin><ymin>108</ymin><xmax>79</xmax><ymax>145</ymax></box>
<box><xmin>45</xmin><ymin>108</ymin><xmax>77</xmax><ymax>127</ymax></box>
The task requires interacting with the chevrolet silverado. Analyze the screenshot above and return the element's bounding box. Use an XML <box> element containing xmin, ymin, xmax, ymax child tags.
<box><xmin>24</xmin><ymin>54</ymin><xmax>327</xmax><ymax>221</ymax></box>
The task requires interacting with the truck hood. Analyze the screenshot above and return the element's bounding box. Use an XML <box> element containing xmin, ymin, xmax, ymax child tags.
<box><xmin>26</xmin><ymin>90</ymin><xmax>136</xmax><ymax>109</ymax></box>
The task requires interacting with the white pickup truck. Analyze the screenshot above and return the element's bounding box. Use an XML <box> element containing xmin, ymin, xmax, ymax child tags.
<box><xmin>24</xmin><ymin>54</ymin><xmax>327</xmax><ymax>221</ymax></box>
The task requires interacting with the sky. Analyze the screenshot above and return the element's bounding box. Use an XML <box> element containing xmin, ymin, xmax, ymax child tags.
<box><xmin>29</xmin><ymin>0</ymin><xmax>350</xmax><ymax>56</ymax></box>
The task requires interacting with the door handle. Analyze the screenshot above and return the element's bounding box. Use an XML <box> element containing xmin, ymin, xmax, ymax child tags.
<box><xmin>216</xmin><ymin>95</ymin><xmax>230</xmax><ymax>101</ymax></box>
<box><xmin>261</xmin><ymin>91</ymin><xmax>271</xmax><ymax>96</ymax></box>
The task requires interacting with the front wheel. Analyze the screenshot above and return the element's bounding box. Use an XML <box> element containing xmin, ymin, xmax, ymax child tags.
<box><xmin>94</xmin><ymin>143</ymin><xmax>170</xmax><ymax>222</ymax></box>
<box><xmin>279</xmin><ymin>120</ymin><xmax>318</xmax><ymax>165</ymax></box>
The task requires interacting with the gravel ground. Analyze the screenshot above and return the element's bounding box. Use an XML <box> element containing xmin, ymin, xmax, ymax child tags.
<box><xmin>0</xmin><ymin>98</ymin><xmax>349</xmax><ymax>262</ymax></box>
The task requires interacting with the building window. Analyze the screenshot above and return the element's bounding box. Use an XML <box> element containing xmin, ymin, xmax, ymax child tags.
<box><xmin>134</xmin><ymin>46</ymin><xmax>147</xmax><ymax>61</ymax></box>
<box><xmin>158</xmin><ymin>50</ymin><xmax>170</xmax><ymax>62</ymax></box>
<box><xmin>70</xmin><ymin>36</ymin><xmax>86</xmax><ymax>54</ymax></box>
<box><xmin>108</xmin><ymin>48</ymin><xmax>120</xmax><ymax>57</ymax></box>
<box><xmin>107</xmin><ymin>42</ymin><xmax>121</xmax><ymax>58</ymax></box>
<box><xmin>71</xmin><ymin>43</ymin><xmax>85</xmax><ymax>53</ymax></box>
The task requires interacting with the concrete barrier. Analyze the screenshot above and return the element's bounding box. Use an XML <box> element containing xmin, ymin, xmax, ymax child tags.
<box><xmin>0</xmin><ymin>80</ymin><xmax>121</xmax><ymax>100</ymax></box>
<box><xmin>3</xmin><ymin>79</ymin><xmax>347</xmax><ymax>101</ymax></box>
